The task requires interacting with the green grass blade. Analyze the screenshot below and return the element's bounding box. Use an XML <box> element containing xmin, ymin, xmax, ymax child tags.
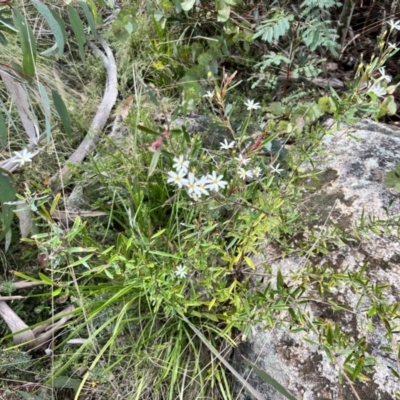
<box><xmin>242</xmin><ymin>356</ymin><xmax>299</xmax><ymax>400</ymax></box>
<box><xmin>0</xmin><ymin>109</ymin><xmax>7</xmax><ymax>146</ymax></box>
<box><xmin>180</xmin><ymin>313</ymin><xmax>266</xmax><ymax>400</ymax></box>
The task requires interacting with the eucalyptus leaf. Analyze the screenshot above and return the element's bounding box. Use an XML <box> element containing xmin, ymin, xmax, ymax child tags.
<box><xmin>13</xmin><ymin>10</ymin><xmax>37</xmax><ymax>77</ymax></box>
<box><xmin>38</xmin><ymin>82</ymin><xmax>52</xmax><ymax>140</ymax></box>
<box><xmin>52</xmin><ymin>90</ymin><xmax>72</xmax><ymax>137</ymax></box>
<box><xmin>32</xmin><ymin>0</ymin><xmax>65</xmax><ymax>55</ymax></box>
<box><xmin>79</xmin><ymin>1</ymin><xmax>98</xmax><ymax>39</ymax></box>
<box><xmin>67</xmin><ymin>5</ymin><xmax>86</xmax><ymax>62</ymax></box>
<box><xmin>0</xmin><ymin>110</ymin><xmax>6</xmax><ymax>146</ymax></box>
<box><xmin>0</xmin><ymin>171</ymin><xmax>17</xmax><ymax>242</ymax></box>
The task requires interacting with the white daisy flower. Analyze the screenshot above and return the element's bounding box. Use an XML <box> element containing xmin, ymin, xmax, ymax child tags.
<box><xmin>234</xmin><ymin>154</ymin><xmax>250</xmax><ymax>166</ymax></box>
<box><xmin>244</xmin><ymin>99</ymin><xmax>261</xmax><ymax>111</ymax></box>
<box><xmin>14</xmin><ymin>148</ymin><xmax>33</xmax><ymax>166</ymax></box>
<box><xmin>220</xmin><ymin>139</ymin><xmax>236</xmax><ymax>150</ymax></box>
<box><xmin>378</xmin><ymin>67</ymin><xmax>392</xmax><ymax>83</ymax></box>
<box><xmin>238</xmin><ymin>168</ymin><xmax>253</xmax><ymax>180</ymax></box>
<box><xmin>206</xmin><ymin>171</ymin><xmax>228</xmax><ymax>192</ymax></box>
<box><xmin>387</xmin><ymin>20</ymin><xmax>400</xmax><ymax>31</ymax></box>
<box><xmin>203</xmin><ymin>91</ymin><xmax>215</xmax><ymax>99</ymax></box>
<box><xmin>173</xmin><ymin>155</ymin><xmax>189</xmax><ymax>173</ymax></box>
<box><xmin>175</xmin><ymin>264</ymin><xmax>187</xmax><ymax>279</ymax></box>
<box><xmin>388</xmin><ymin>42</ymin><xmax>398</xmax><ymax>50</ymax></box>
<box><xmin>368</xmin><ymin>83</ymin><xmax>386</xmax><ymax>98</ymax></box>
<box><xmin>185</xmin><ymin>172</ymin><xmax>199</xmax><ymax>196</ymax></box>
<box><xmin>195</xmin><ymin>175</ymin><xmax>210</xmax><ymax>197</ymax></box>
<box><xmin>167</xmin><ymin>169</ymin><xmax>189</xmax><ymax>188</ymax></box>
<box><xmin>270</xmin><ymin>163</ymin><xmax>284</xmax><ymax>174</ymax></box>
<box><xmin>252</xmin><ymin>166</ymin><xmax>262</xmax><ymax>178</ymax></box>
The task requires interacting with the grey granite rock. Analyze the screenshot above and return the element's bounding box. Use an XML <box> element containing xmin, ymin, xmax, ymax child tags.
<box><xmin>234</xmin><ymin>119</ymin><xmax>400</xmax><ymax>400</ymax></box>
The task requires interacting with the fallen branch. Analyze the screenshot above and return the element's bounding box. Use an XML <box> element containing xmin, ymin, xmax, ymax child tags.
<box><xmin>49</xmin><ymin>35</ymin><xmax>118</xmax><ymax>192</ymax></box>
<box><xmin>0</xmin><ymin>280</ymin><xmax>42</xmax><ymax>291</ymax></box>
<box><xmin>0</xmin><ymin>301</ymin><xmax>35</xmax><ymax>346</ymax></box>
<box><xmin>0</xmin><ymin>300</ymin><xmax>75</xmax><ymax>350</ymax></box>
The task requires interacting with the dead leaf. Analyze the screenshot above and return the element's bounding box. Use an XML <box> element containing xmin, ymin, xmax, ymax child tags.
<box><xmin>15</xmin><ymin>200</ymin><xmax>32</xmax><ymax>238</ymax></box>
<box><xmin>0</xmin><ymin>71</ymin><xmax>39</xmax><ymax>144</ymax></box>
<box><xmin>120</xmin><ymin>95</ymin><xmax>133</xmax><ymax>120</ymax></box>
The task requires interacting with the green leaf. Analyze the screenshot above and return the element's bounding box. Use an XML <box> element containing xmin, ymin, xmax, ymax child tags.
<box><xmin>13</xmin><ymin>10</ymin><xmax>37</xmax><ymax>77</ymax></box>
<box><xmin>67</xmin><ymin>5</ymin><xmax>86</xmax><ymax>63</ymax></box>
<box><xmin>276</xmin><ymin>269</ymin><xmax>285</xmax><ymax>289</ymax></box>
<box><xmin>137</xmin><ymin>124</ymin><xmax>160</xmax><ymax>136</ymax></box>
<box><xmin>244</xmin><ymin>256</ymin><xmax>255</xmax><ymax>270</ymax></box>
<box><xmin>39</xmin><ymin>272</ymin><xmax>56</xmax><ymax>285</ymax></box>
<box><xmin>52</xmin><ymin>90</ymin><xmax>72</xmax><ymax>137</ymax></box>
<box><xmin>0</xmin><ymin>32</ymin><xmax>6</xmax><ymax>46</ymax></box>
<box><xmin>0</xmin><ymin>171</ymin><xmax>16</xmax><ymax>241</ymax></box>
<box><xmin>0</xmin><ymin>110</ymin><xmax>7</xmax><ymax>146</ymax></box>
<box><xmin>0</xmin><ymin>10</ymin><xmax>18</xmax><ymax>35</ymax></box>
<box><xmin>181</xmin><ymin>0</ymin><xmax>195</xmax><ymax>11</ymax></box>
<box><xmin>32</xmin><ymin>0</ymin><xmax>65</xmax><ymax>56</ymax></box>
<box><xmin>148</xmin><ymin>150</ymin><xmax>161</xmax><ymax>178</ymax></box>
<box><xmin>50</xmin><ymin>8</ymin><xmax>67</xmax><ymax>43</ymax></box>
<box><xmin>41</xmin><ymin>42</ymin><xmax>59</xmax><ymax>57</ymax></box>
<box><xmin>79</xmin><ymin>1</ymin><xmax>98</xmax><ymax>40</ymax></box>
<box><xmin>38</xmin><ymin>82</ymin><xmax>51</xmax><ymax>140</ymax></box>
<box><xmin>352</xmin><ymin>357</ymin><xmax>365</xmax><ymax>381</ymax></box>
<box><xmin>242</xmin><ymin>357</ymin><xmax>298</xmax><ymax>400</ymax></box>
<box><xmin>217</xmin><ymin>0</ymin><xmax>230</xmax><ymax>22</ymax></box>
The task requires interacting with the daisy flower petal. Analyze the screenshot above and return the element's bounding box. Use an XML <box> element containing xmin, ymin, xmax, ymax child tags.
<box><xmin>244</xmin><ymin>99</ymin><xmax>261</xmax><ymax>111</ymax></box>
<box><xmin>206</xmin><ymin>171</ymin><xmax>228</xmax><ymax>192</ymax></box>
<box><xmin>14</xmin><ymin>148</ymin><xmax>34</xmax><ymax>167</ymax></box>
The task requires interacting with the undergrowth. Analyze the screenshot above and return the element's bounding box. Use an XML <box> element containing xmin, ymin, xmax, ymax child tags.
<box><xmin>1</xmin><ymin>1</ymin><xmax>400</xmax><ymax>400</ymax></box>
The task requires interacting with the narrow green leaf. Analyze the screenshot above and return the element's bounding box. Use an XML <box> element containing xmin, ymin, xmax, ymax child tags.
<box><xmin>41</xmin><ymin>42</ymin><xmax>59</xmax><ymax>57</ymax></box>
<box><xmin>0</xmin><ymin>11</ymin><xmax>18</xmax><ymax>34</ymax></box>
<box><xmin>148</xmin><ymin>149</ymin><xmax>161</xmax><ymax>177</ymax></box>
<box><xmin>242</xmin><ymin>356</ymin><xmax>298</xmax><ymax>400</ymax></box>
<box><xmin>38</xmin><ymin>82</ymin><xmax>51</xmax><ymax>140</ymax></box>
<box><xmin>0</xmin><ymin>32</ymin><xmax>7</xmax><ymax>46</ymax></box>
<box><xmin>277</xmin><ymin>269</ymin><xmax>285</xmax><ymax>289</ymax></box>
<box><xmin>67</xmin><ymin>5</ymin><xmax>86</xmax><ymax>63</ymax></box>
<box><xmin>0</xmin><ymin>171</ymin><xmax>16</xmax><ymax>241</ymax></box>
<box><xmin>180</xmin><ymin>314</ymin><xmax>266</xmax><ymax>400</ymax></box>
<box><xmin>13</xmin><ymin>270</ymin><xmax>43</xmax><ymax>283</ymax></box>
<box><xmin>32</xmin><ymin>0</ymin><xmax>65</xmax><ymax>55</ymax></box>
<box><xmin>352</xmin><ymin>357</ymin><xmax>365</xmax><ymax>381</ymax></box>
<box><xmin>79</xmin><ymin>1</ymin><xmax>97</xmax><ymax>39</ymax></box>
<box><xmin>0</xmin><ymin>110</ymin><xmax>7</xmax><ymax>146</ymax></box>
<box><xmin>0</xmin><ymin>97</ymin><xmax>19</xmax><ymax>134</ymax></box>
<box><xmin>50</xmin><ymin>8</ymin><xmax>67</xmax><ymax>43</ymax></box>
<box><xmin>38</xmin><ymin>272</ymin><xmax>55</xmax><ymax>285</ymax></box>
<box><xmin>52</xmin><ymin>90</ymin><xmax>72</xmax><ymax>136</ymax></box>
<box><xmin>13</xmin><ymin>10</ymin><xmax>37</xmax><ymax>77</ymax></box>
<box><xmin>148</xmin><ymin>250</ymin><xmax>180</xmax><ymax>258</ymax></box>
<box><xmin>137</xmin><ymin>124</ymin><xmax>160</xmax><ymax>136</ymax></box>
